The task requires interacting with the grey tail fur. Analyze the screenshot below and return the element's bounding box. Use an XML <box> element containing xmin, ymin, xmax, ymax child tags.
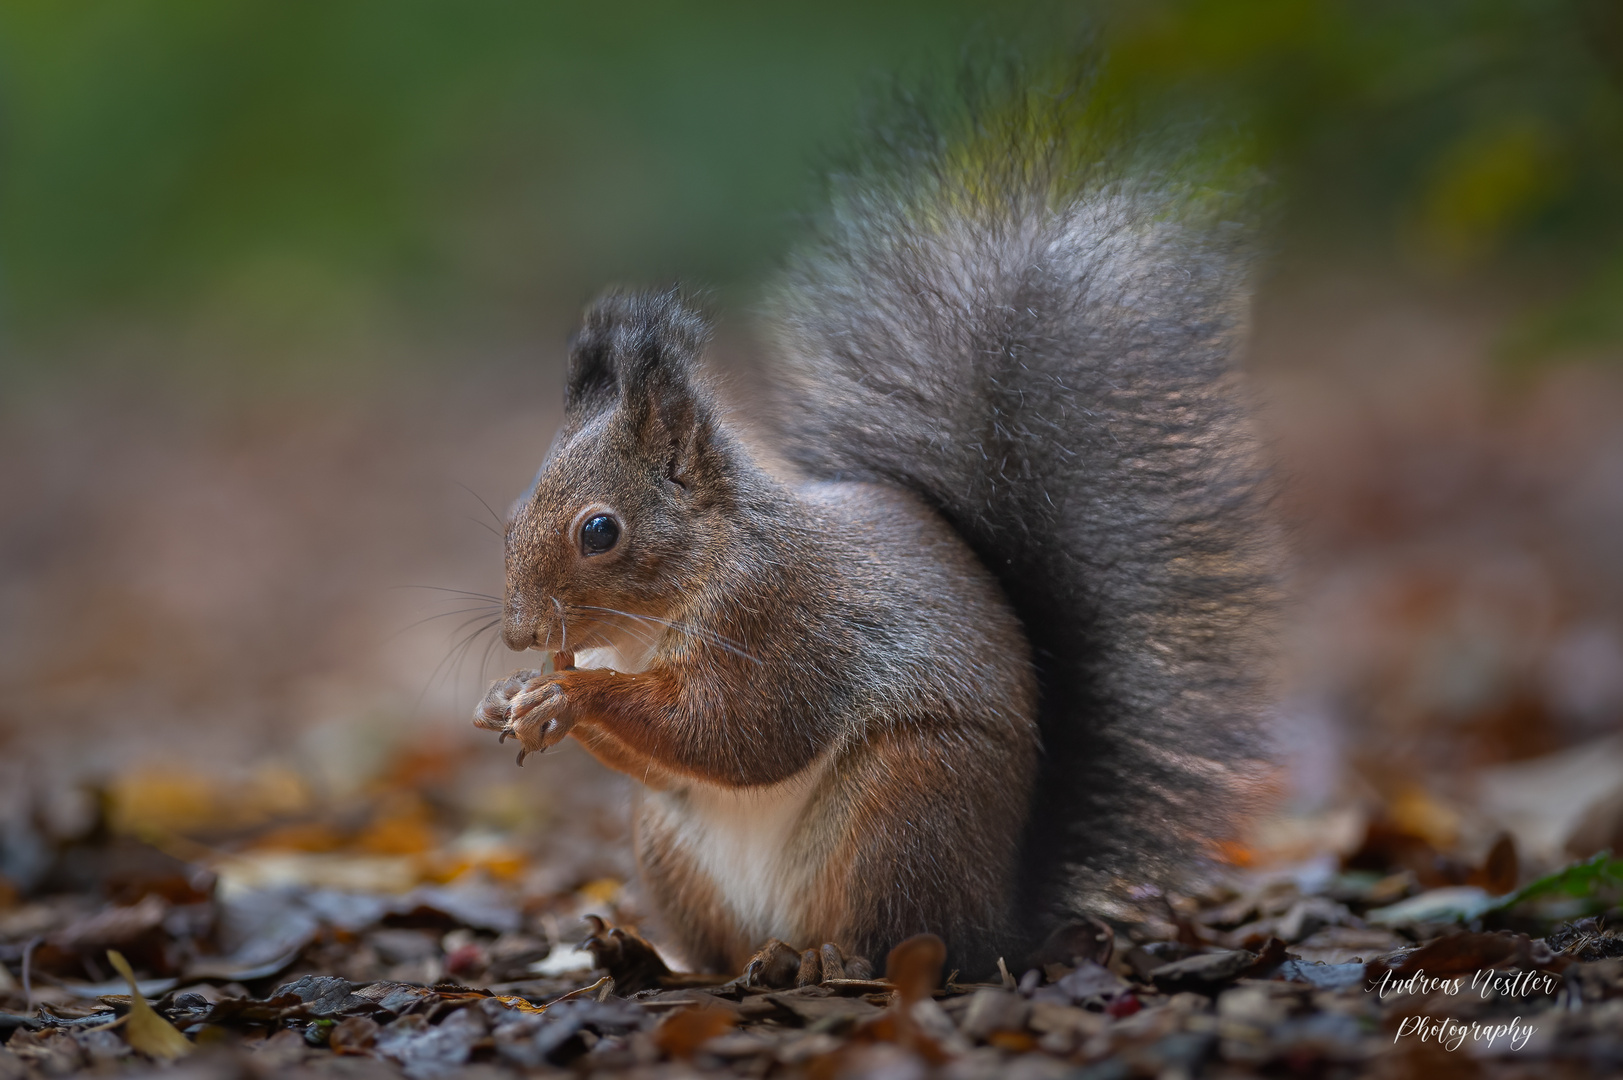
<box><xmin>765</xmin><ymin>57</ymin><xmax>1282</xmax><ymax>938</ymax></box>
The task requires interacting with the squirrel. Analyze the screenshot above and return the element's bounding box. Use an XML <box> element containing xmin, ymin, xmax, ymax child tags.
<box><xmin>472</xmin><ymin>58</ymin><xmax>1281</xmax><ymax>980</ymax></box>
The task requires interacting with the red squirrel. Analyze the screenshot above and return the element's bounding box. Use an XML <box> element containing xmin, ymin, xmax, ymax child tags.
<box><xmin>473</xmin><ymin>60</ymin><xmax>1280</xmax><ymax>980</ymax></box>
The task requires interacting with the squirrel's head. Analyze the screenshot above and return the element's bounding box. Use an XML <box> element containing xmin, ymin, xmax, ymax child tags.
<box><xmin>501</xmin><ymin>289</ymin><xmax>728</xmax><ymax>658</ymax></box>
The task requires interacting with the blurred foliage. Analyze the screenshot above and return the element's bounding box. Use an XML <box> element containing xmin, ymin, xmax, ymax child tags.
<box><xmin>1101</xmin><ymin>0</ymin><xmax>1623</xmax><ymax>362</ymax></box>
<box><xmin>1496</xmin><ymin>849</ymin><xmax>1623</xmax><ymax>913</ymax></box>
<box><xmin>0</xmin><ymin>0</ymin><xmax>1619</xmax><ymax>372</ymax></box>
<box><xmin>0</xmin><ymin>0</ymin><xmax>1007</xmax><ymax>364</ymax></box>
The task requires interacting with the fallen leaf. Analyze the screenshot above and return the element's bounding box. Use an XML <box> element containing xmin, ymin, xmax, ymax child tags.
<box><xmin>104</xmin><ymin>950</ymin><xmax>191</xmax><ymax>1060</ymax></box>
<box><xmin>492</xmin><ymin>994</ymin><xmax>547</xmax><ymax>1014</ymax></box>
<box><xmin>186</xmin><ymin>887</ymin><xmax>319</xmax><ymax>981</ymax></box>
<box><xmin>653</xmin><ymin>1005</ymin><xmax>736</xmax><ymax>1059</ymax></box>
<box><xmin>53</xmin><ymin>896</ymin><xmax>169</xmax><ymax>951</ymax></box>
<box><xmin>957</xmin><ymin>988</ymin><xmax>1030</xmax><ymax>1041</ymax></box>
<box><xmin>1032</xmin><ymin>916</ymin><xmax>1115</xmax><ymax>969</ymax></box>
<box><xmin>329</xmin><ymin>1015</ymin><xmax>380</xmax><ymax>1055</ymax></box>
<box><xmin>1149</xmin><ymin>948</ymin><xmax>1259</xmax><ymax>993</ymax></box>
<box><xmin>374</xmin><ymin>1008</ymin><xmax>486</xmax><ymax>1079</ymax></box>
<box><xmin>1245</xmin><ymin>936</ymin><xmax>1291</xmax><ymax>977</ymax></box>
<box><xmin>4</xmin><ymin>1029</ymin><xmax>86</xmax><ymax>1074</ymax></box>
<box><xmin>1035</xmin><ymin>960</ymin><xmax>1128</xmax><ymax>1005</ymax></box>
<box><xmin>1366</xmin><ymin>885</ymin><xmax>1492</xmax><ymax>926</ymax></box>
<box><xmin>1473</xmin><ymin>832</ymin><xmax>1519</xmax><ymax>896</ymax></box>
<box><xmin>351</xmin><ymin>981</ymin><xmax>440</xmax><ymax>1016</ymax></box>
<box><xmin>1273</xmin><ymin>960</ymin><xmax>1369</xmax><ymax>989</ymax></box>
<box><xmin>269</xmin><ymin>974</ymin><xmax>377</xmax><ymax>1018</ymax></box>
<box><xmin>202</xmin><ymin>992</ymin><xmax>306</xmax><ymax>1025</ymax></box>
<box><xmin>1368</xmin><ymin>931</ymin><xmax>1551</xmax><ymax>978</ymax></box>
<box><xmin>884</xmin><ymin>933</ymin><xmax>945</xmax><ymax>1005</ymax></box>
<box><xmin>767</xmin><ymin>990</ymin><xmax>883</xmax><ymax>1024</ymax></box>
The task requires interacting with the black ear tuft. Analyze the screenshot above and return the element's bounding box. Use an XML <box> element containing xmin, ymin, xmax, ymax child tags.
<box><xmin>565</xmin><ymin>325</ymin><xmax>616</xmax><ymax>411</ymax></box>
<box><xmin>565</xmin><ymin>288</ymin><xmax>712</xmax><ymax>414</ymax></box>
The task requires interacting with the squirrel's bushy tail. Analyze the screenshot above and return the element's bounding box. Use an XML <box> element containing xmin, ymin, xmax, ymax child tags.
<box><xmin>766</xmin><ymin>57</ymin><xmax>1282</xmax><ymax>934</ymax></box>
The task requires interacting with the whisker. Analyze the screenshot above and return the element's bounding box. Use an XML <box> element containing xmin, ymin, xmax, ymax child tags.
<box><xmin>569</xmin><ymin>604</ymin><xmax>763</xmax><ymax>665</ymax></box>
<box><xmin>449</xmin><ymin>617</ymin><xmax>500</xmax><ymax>682</ymax></box>
<box><xmin>455</xmin><ymin>481</ymin><xmax>507</xmax><ymax>531</ymax></box>
<box><xmin>570</xmin><ymin>606</ymin><xmax>661</xmax><ymax>652</ymax></box>
<box><xmin>618</xmin><ymin>610</ymin><xmax>754</xmax><ymax>657</ymax></box>
<box><xmin>479</xmin><ymin>626</ymin><xmax>506</xmax><ymax>680</ymax></box>
<box><xmin>607</xmin><ymin>618</ymin><xmax>661</xmax><ymax>652</ymax></box>
<box><xmin>386</xmin><ymin>604</ymin><xmax>502</xmax><ymax>644</ymax></box>
<box><xmin>394</xmin><ymin>584</ymin><xmax>502</xmax><ymax>602</ymax></box>
<box><xmin>414</xmin><ymin>615</ymin><xmax>502</xmax><ymax>713</ymax></box>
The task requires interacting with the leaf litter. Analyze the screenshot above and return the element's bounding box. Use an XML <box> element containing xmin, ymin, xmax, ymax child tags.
<box><xmin>5</xmin><ymin>812</ymin><xmax>1623</xmax><ymax>1078</ymax></box>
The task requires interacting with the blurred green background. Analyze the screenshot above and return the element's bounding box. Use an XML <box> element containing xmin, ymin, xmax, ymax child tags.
<box><xmin>0</xmin><ymin>0</ymin><xmax>1012</xmax><ymax>378</ymax></box>
<box><xmin>2</xmin><ymin>0</ymin><xmax>1619</xmax><ymax>380</ymax></box>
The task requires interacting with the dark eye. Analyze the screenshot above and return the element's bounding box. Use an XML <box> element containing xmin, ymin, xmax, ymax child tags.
<box><xmin>580</xmin><ymin>514</ymin><xmax>620</xmax><ymax>555</ymax></box>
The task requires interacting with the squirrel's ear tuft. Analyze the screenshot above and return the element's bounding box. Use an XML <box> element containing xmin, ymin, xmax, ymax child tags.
<box><xmin>567</xmin><ymin>289</ymin><xmax>716</xmax><ymax>478</ymax></box>
<box><xmin>565</xmin><ymin>288</ymin><xmax>712</xmax><ymax>416</ymax></box>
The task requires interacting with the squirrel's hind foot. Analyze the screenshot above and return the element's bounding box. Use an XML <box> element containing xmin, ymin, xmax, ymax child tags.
<box><xmin>736</xmin><ymin>938</ymin><xmax>873</xmax><ymax>989</ymax></box>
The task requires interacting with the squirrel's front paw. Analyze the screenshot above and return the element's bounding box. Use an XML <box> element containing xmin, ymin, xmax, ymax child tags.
<box><xmin>505</xmin><ymin>676</ymin><xmax>575</xmax><ymax>761</ymax></box>
<box><xmin>472</xmin><ymin>669</ymin><xmax>575</xmax><ymax>764</ymax></box>
<box><xmin>473</xmin><ymin>669</ymin><xmax>543</xmax><ymax>732</ymax></box>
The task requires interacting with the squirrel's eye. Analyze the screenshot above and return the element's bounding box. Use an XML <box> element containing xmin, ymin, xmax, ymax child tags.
<box><xmin>580</xmin><ymin>514</ymin><xmax>620</xmax><ymax>555</ymax></box>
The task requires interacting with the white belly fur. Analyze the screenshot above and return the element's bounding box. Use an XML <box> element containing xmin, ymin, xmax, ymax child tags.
<box><xmin>643</xmin><ymin>756</ymin><xmax>832</xmax><ymax>947</ymax></box>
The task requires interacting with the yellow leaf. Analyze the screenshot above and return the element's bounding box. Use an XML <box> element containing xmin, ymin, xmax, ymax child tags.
<box><xmin>577</xmin><ymin>877</ymin><xmax>621</xmax><ymax>906</ymax></box>
<box><xmin>105</xmin><ymin>950</ymin><xmax>193</xmax><ymax>1060</ymax></box>
<box><xmin>493</xmin><ymin>994</ymin><xmax>547</xmax><ymax>1014</ymax></box>
<box><xmin>1389</xmin><ymin>787</ymin><xmax>1462</xmax><ymax>852</ymax></box>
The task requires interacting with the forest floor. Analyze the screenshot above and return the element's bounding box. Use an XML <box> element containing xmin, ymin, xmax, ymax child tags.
<box><xmin>1</xmin><ymin>783</ymin><xmax>1622</xmax><ymax>1079</ymax></box>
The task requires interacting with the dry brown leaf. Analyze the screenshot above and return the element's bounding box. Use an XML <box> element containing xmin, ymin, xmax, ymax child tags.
<box><xmin>329</xmin><ymin>1016</ymin><xmax>380</xmax><ymax>1055</ymax></box>
<box><xmin>1369</xmin><ymin>931</ymin><xmax>1542</xmax><ymax>978</ymax></box>
<box><xmin>884</xmin><ymin>933</ymin><xmax>945</xmax><ymax>1005</ymax></box>
<box><xmin>847</xmin><ymin>934</ymin><xmax>953</xmax><ymax>1066</ymax></box>
<box><xmin>1473</xmin><ymin>832</ymin><xmax>1520</xmax><ymax>895</ymax></box>
<box><xmin>652</xmin><ymin>1005</ymin><xmax>736</xmax><ymax>1060</ymax></box>
<box><xmin>105</xmin><ymin>949</ymin><xmax>192</xmax><ymax>1060</ymax></box>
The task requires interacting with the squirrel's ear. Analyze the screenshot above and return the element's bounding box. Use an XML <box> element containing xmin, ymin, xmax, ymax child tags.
<box><xmin>565</xmin><ymin>314</ymin><xmax>619</xmax><ymax>414</ymax></box>
<box><xmin>568</xmin><ymin>289</ymin><xmax>715</xmax><ymax>474</ymax></box>
<box><xmin>634</xmin><ymin>366</ymin><xmax>709</xmax><ymax>485</ymax></box>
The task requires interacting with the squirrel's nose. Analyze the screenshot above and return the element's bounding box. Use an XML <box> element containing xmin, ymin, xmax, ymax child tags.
<box><xmin>502</xmin><ymin>621</ymin><xmax>537</xmax><ymax>652</ymax></box>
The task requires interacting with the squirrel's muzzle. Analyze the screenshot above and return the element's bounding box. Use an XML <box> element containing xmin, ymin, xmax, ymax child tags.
<box><xmin>502</xmin><ymin>621</ymin><xmax>538</xmax><ymax>652</ymax></box>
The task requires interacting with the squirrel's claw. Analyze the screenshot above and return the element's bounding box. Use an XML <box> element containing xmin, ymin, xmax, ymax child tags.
<box><xmin>731</xmin><ymin>938</ymin><xmax>869</xmax><ymax>990</ymax></box>
<box><xmin>734</xmin><ymin>939</ymin><xmax>800</xmax><ymax>989</ymax></box>
<box><xmin>473</xmin><ymin>669</ymin><xmax>544</xmax><ymax>732</ymax></box>
<box><xmin>472</xmin><ymin>670</ymin><xmax>574</xmax><ymax>764</ymax></box>
<box><xmin>510</xmin><ymin>711</ymin><xmax>573</xmax><ymax>757</ymax></box>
